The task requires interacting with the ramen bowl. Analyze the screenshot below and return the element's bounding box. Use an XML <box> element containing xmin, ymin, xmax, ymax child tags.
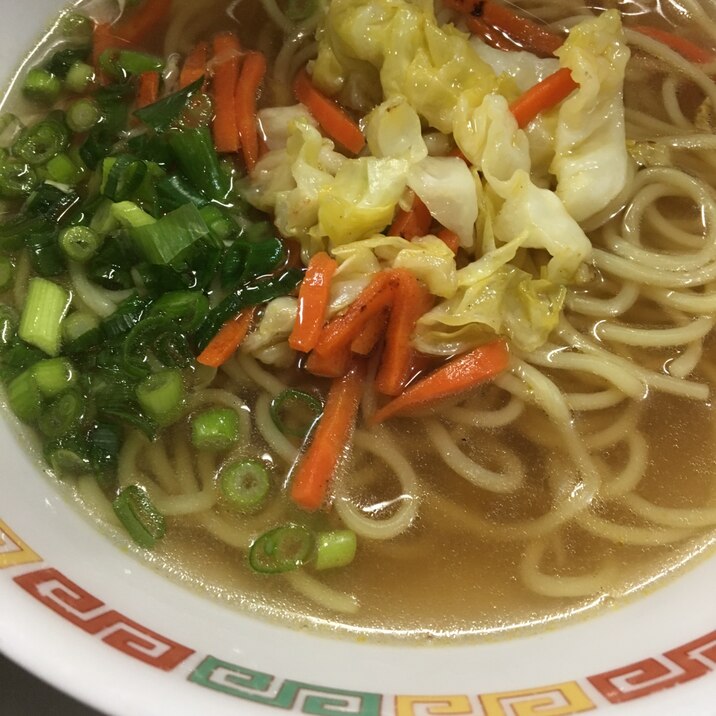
<box><xmin>1</xmin><ymin>0</ymin><xmax>716</xmax><ymax>713</ymax></box>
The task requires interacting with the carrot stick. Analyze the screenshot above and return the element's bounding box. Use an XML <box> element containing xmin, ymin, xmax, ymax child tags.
<box><xmin>374</xmin><ymin>271</ymin><xmax>434</xmax><ymax>396</ymax></box>
<box><xmin>313</xmin><ymin>271</ymin><xmax>400</xmax><ymax>358</ymax></box>
<box><xmin>389</xmin><ymin>196</ymin><xmax>432</xmax><ymax>240</ymax></box>
<box><xmin>436</xmin><ymin>227</ymin><xmax>460</xmax><ymax>255</ymax></box>
<box><xmin>291</xmin><ymin>360</ymin><xmax>365</xmax><ymax>511</ymax></box>
<box><xmin>465</xmin><ymin>14</ymin><xmax>525</xmax><ymax>52</ymax></box>
<box><xmin>304</xmin><ymin>344</ymin><xmax>351</xmax><ymax>378</ymax></box>
<box><xmin>632</xmin><ymin>25</ymin><xmax>715</xmax><ymax>64</ymax></box>
<box><xmin>136</xmin><ymin>71</ymin><xmax>160</xmax><ymax>109</ymax></box>
<box><xmin>236</xmin><ymin>50</ymin><xmax>267</xmax><ymax>172</ymax></box>
<box><xmin>196</xmin><ymin>307</ymin><xmax>255</xmax><ymax>367</ymax></box>
<box><xmin>443</xmin><ymin>0</ymin><xmax>562</xmax><ymax>56</ymax></box>
<box><xmin>180</xmin><ymin>41</ymin><xmax>209</xmax><ymax>89</ymax></box>
<box><xmin>509</xmin><ymin>67</ymin><xmax>578</xmax><ymax>128</ymax></box>
<box><xmin>351</xmin><ymin>309</ymin><xmax>388</xmax><ymax>355</ymax></box>
<box><xmin>289</xmin><ymin>251</ymin><xmax>338</xmax><ymax>353</ymax></box>
<box><xmin>113</xmin><ymin>0</ymin><xmax>172</xmax><ymax>45</ymax></box>
<box><xmin>371</xmin><ymin>339</ymin><xmax>510</xmax><ymax>424</ymax></box>
<box><xmin>293</xmin><ymin>69</ymin><xmax>365</xmax><ymax>155</ymax></box>
<box><xmin>211</xmin><ymin>32</ymin><xmax>242</xmax><ymax>154</ymax></box>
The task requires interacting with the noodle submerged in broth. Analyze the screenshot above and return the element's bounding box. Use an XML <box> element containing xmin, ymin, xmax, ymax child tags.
<box><xmin>0</xmin><ymin>0</ymin><xmax>715</xmax><ymax>640</ymax></box>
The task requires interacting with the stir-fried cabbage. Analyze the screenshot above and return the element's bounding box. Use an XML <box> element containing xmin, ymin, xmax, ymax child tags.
<box><xmin>552</xmin><ymin>10</ymin><xmax>632</xmax><ymax>223</ymax></box>
<box><xmin>245</xmin><ymin>4</ymin><xmax>635</xmax><ymax>358</ymax></box>
<box><xmin>242</xmin><ymin>297</ymin><xmax>298</xmax><ymax>366</ymax></box>
<box><xmin>312</xmin><ymin>0</ymin><xmax>505</xmax><ymax>132</ymax></box>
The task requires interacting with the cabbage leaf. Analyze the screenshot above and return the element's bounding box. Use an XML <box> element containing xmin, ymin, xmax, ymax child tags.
<box><xmin>551</xmin><ymin>10</ymin><xmax>632</xmax><ymax>223</ymax></box>
<box><xmin>242</xmin><ymin>297</ymin><xmax>298</xmax><ymax>367</ymax></box>
<box><xmin>312</xmin><ymin>0</ymin><xmax>505</xmax><ymax>132</ymax></box>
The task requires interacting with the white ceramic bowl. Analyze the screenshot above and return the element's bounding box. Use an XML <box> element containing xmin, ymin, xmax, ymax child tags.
<box><xmin>1</xmin><ymin>3</ymin><xmax>716</xmax><ymax>714</ymax></box>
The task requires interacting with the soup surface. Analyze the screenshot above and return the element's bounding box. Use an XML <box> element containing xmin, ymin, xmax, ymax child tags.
<box><xmin>1</xmin><ymin>0</ymin><xmax>716</xmax><ymax>641</ymax></box>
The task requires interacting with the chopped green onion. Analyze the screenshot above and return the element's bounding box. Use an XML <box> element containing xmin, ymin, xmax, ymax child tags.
<box><xmin>38</xmin><ymin>389</ymin><xmax>86</xmax><ymax>439</ymax></box>
<box><xmin>6</xmin><ymin>368</ymin><xmax>42</xmax><ymax>422</ymax></box>
<box><xmin>191</xmin><ymin>407</ymin><xmax>240</xmax><ymax>451</ymax></box>
<box><xmin>12</xmin><ymin>118</ymin><xmax>69</xmax><ymax>166</ymax></box>
<box><xmin>148</xmin><ymin>290</ymin><xmax>209</xmax><ymax>331</ymax></box>
<box><xmin>156</xmin><ymin>174</ymin><xmax>208</xmax><ymax>212</ymax></box>
<box><xmin>314</xmin><ymin>530</ymin><xmax>357</xmax><ymax>571</ymax></box>
<box><xmin>46</xmin><ymin>153</ymin><xmax>84</xmax><ymax>185</ymax></box>
<box><xmin>136</xmin><ymin>369</ymin><xmax>185</xmax><ymax>426</ymax></box>
<box><xmin>18</xmin><ymin>277</ymin><xmax>71</xmax><ymax>356</ymax></box>
<box><xmin>199</xmin><ymin>204</ymin><xmax>236</xmax><ymax>244</ymax></box>
<box><xmin>0</xmin><ymin>341</ymin><xmax>44</xmax><ymax>383</ymax></box>
<box><xmin>269</xmin><ymin>389</ymin><xmax>323</xmax><ymax>439</ymax></box>
<box><xmin>131</xmin><ymin>203</ymin><xmax>210</xmax><ymax>266</ymax></box>
<box><xmin>0</xmin><ymin>158</ymin><xmax>38</xmax><ymax>198</ymax></box>
<box><xmin>66</xmin><ymin>98</ymin><xmax>101</xmax><ymax>133</ymax></box>
<box><xmin>88</xmin><ymin>421</ymin><xmax>122</xmax><ymax>486</ymax></box>
<box><xmin>101</xmin><ymin>156</ymin><xmax>148</xmax><ymax>202</ymax></box>
<box><xmin>59</xmin><ymin>226</ymin><xmax>101</xmax><ymax>262</ymax></box>
<box><xmin>112</xmin><ymin>485</ymin><xmax>166</xmax><ymax>548</ymax></box>
<box><xmin>0</xmin><ymin>305</ymin><xmax>18</xmax><ymax>349</ymax></box>
<box><xmin>100</xmin><ymin>49</ymin><xmax>164</xmax><ymax>79</ymax></box>
<box><xmin>62</xmin><ymin>311</ymin><xmax>101</xmax><ymax>353</ymax></box>
<box><xmin>134</xmin><ymin>76</ymin><xmax>204</xmax><ymax>132</ymax></box>
<box><xmin>45</xmin><ymin>48</ymin><xmax>90</xmax><ymax>79</ymax></box>
<box><xmin>46</xmin><ymin>441</ymin><xmax>91</xmax><ymax>477</ymax></box>
<box><xmin>102</xmin><ymin>293</ymin><xmax>147</xmax><ymax>339</ymax></box>
<box><xmin>111</xmin><ymin>200</ymin><xmax>155</xmax><ymax>230</ymax></box>
<box><xmin>219</xmin><ymin>459</ymin><xmax>270</xmax><ymax>513</ymax></box>
<box><xmin>90</xmin><ymin>198</ymin><xmax>121</xmax><ymax>236</ymax></box>
<box><xmin>167</xmin><ymin>126</ymin><xmax>229</xmax><ymax>201</ymax></box>
<box><xmin>64</xmin><ymin>61</ymin><xmax>95</xmax><ymax>94</ymax></box>
<box><xmin>22</xmin><ymin>68</ymin><xmax>62</xmax><ymax>105</ymax></box>
<box><xmin>249</xmin><ymin>523</ymin><xmax>315</xmax><ymax>574</ymax></box>
<box><xmin>24</xmin><ymin>223</ymin><xmax>64</xmax><ymax>277</ymax></box>
<box><xmin>60</xmin><ymin>12</ymin><xmax>93</xmax><ymax>40</ymax></box>
<box><xmin>0</xmin><ymin>255</ymin><xmax>13</xmax><ymax>291</ymax></box>
<box><xmin>32</xmin><ymin>357</ymin><xmax>76</xmax><ymax>398</ymax></box>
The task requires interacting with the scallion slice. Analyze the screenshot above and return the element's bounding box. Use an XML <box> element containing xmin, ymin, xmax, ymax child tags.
<box><xmin>136</xmin><ymin>369</ymin><xmax>185</xmax><ymax>426</ymax></box>
<box><xmin>38</xmin><ymin>388</ymin><xmax>86</xmax><ymax>439</ymax></box>
<box><xmin>64</xmin><ymin>61</ymin><xmax>95</xmax><ymax>94</ymax></box>
<box><xmin>0</xmin><ymin>305</ymin><xmax>18</xmax><ymax>349</ymax></box>
<box><xmin>66</xmin><ymin>98</ymin><xmax>101</xmax><ymax>133</ymax></box>
<box><xmin>112</xmin><ymin>485</ymin><xmax>166</xmax><ymax>548</ymax></box>
<box><xmin>147</xmin><ymin>290</ymin><xmax>209</xmax><ymax>331</ymax></box>
<box><xmin>219</xmin><ymin>459</ymin><xmax>270</xmax><ymax>513</ymax></box>
<box><xmin>0</xmin><ymin>158</ymin><xmax>38</xmax><ymax>198</ymax></box>
<box><xmin>190</xmin><ymin>407</ymin><xmax>240</xmax><ymax>451</ymax></box>
<box><xmin>249</xmin><ymin>524</ymin><xmax>315</xmax><ymax>574</ymax></box>
<box><xmin>6</xmin><ymin>368</ymin><xmax>42</xmax><ymax>423</ymax></box>
<box><xmin>32</xmin><ymin>357</ymin><xmax>76</xmax><ymax>398</ymax></box>
<box><xmin>269</xmin><ymin>389</ymin><xmax>323</xmax><ymax>439</ymax></box>
<box><xmin>59</xmin><ymin>225</ymin><xmax>101</xmax><ymax>262</ymax></box>
<box><xmin>13</xmin><ymin>118</ymin><xmax>69</xmax><ymax>166</ymax></box>
<box><xmin>18</xmin><ymin>277</ymin><xmax>71</xmax><ymax>356</ymax></box>
<box><xmin>314</xmin><ymin>530</ymin><xmax>357</xmax><ymax>571</ymax></box>
<box><xmin>101</xmin><ymin>156</ymin><xmax>148</xmax><ymax>202</ymax></box>
<box><xmin>22</xmin><ymin>68</ymin><xmax>61</xmax><ymax>105</ymax></box>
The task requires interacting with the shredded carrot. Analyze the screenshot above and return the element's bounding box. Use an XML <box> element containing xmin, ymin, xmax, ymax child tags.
<box><xmin>351</xmin><ymin>309</ymin><xmax>389</xmax><ymax>355</ymax></box>
<box><xmin>211</xmin><ymin>32</ymin><xmax>242</xmax><ymax>154</ymax></box>
<box><xmin>289</xmin><ymin>251</ymin><xmax>338</xmax><ymax>353</ymax></box>
<box><xmin>196</xmin><ymin>307</ymin><xmax>255</xmax><ymax>368</ymax></box>
<box><xmin>113</xmin><ymin>0</ymin><xmax>172</xmax><ymax>45</ymax></box>
<box><xmin>180</xmin><ymin>41</ymin><xmax>209</xmax><ymax>89</ymax></box>
<box><xmin>374</xmin><ymin>271</ymin><xmax>434</xmax><ymax>396</ymax></box>
<box><xmin>443</xmin><ymin>0</ymin><xmax>562</xmax><ymax>57</ymax></box>
<box><xmin>313</xmin><ymin>270</ymin><xmax>400</xmax><ymax>359</ymax></box>
<box><xmin>632</xmin><ymin>25</ymin><xmax>716</xmax><ymax>64</ymax></box>
<box><xmin>389</xmin><ymin>196</ymin><xmax>432</xmax><ymax>240</ymax></box>
<box><xmin>436</xmin><ymin>227</ymin><xmax>460</xmax><ymax>255</ymax></box>
<box><xmin>291</xmin><ymin>360</ymin><xmax>365</xmax><ymax>511</ymax></box>
<box><xmin>371</xmin><ymin>339</ymin><xmax>510</xmax><ymax>424</ymax></box>
<box><xmin>136</xmin><ymin>71</ymin><xmax>160</xmax><ymax>109</ymax></box>
<box><xmin>509</xmin><ymin>67</ymin><xmax>578</xmax><ymax>128</ymax></box>
<box><xmin>293</xmin><ymin>68</ymin><xmax>365</xmax><ymax>155</ymax></box>
<box><xmin>304</xmin><ymin>344</ymin><xmax>351</xmax><ymax>378</ymax></box>
<box><xmin>235</xmin><ymin>50</ymin><xmax>267</xmax><ymax>172</ymax></box>
<box><xmin>464</xmin><ymin>14</ymin><xmax>525</xmax><ymax>52</ymax></box>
